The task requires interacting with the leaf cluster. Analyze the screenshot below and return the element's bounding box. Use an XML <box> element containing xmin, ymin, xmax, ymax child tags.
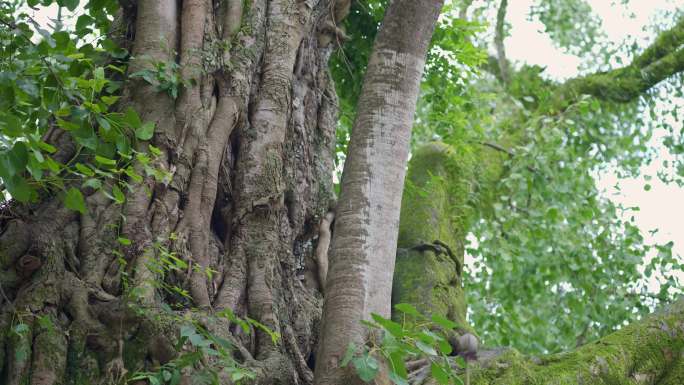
<box><xmin>0</xmin><ymin>1</ymin><xmax>166</xmax><ymax>213</ymax></box>
<box><xmin>343</xmin><ymin>303</ymin><xmax>467</xmax><ymax>385</ymax></box>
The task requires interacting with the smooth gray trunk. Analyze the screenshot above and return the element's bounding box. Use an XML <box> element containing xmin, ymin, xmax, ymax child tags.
<box><xmin>314</xmin><ymin>1</ymin><xmax>445</xmax><ymax>384</ymax></box>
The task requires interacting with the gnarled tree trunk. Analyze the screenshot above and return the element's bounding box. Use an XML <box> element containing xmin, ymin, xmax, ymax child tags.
<box><xmin>0</xmin><ymin>0</ymin><xmax>345</xmax><ymax>384</ymax></box>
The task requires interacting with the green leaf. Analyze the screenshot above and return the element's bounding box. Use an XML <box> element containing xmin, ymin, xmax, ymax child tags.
<box><xmin>107</xmin><ymin>64</ymin><xmax>125</xmax><ymax>74</ymax></box>
<box><xmin>180</xmin><ymin>324</ymin><xmax>196</xmax><ymax>338</ymax></box>
<box><xmin>371</xmin><ymin>313</ymin><xmax>404</xmax><ymax>337</ymax></box>
<box><xmin>135</xmin><ymin>122</ymin><xmax>155</xmax><ymax>140</ymax></box>
<box><xmin>8</xmin><ymin>141</ymin><xmax>29</xmax><ymax>176</ymax></box>
<box><xmin>169</xmin><ymin>370</ymin><xmax>181</xmax><ymax>385</ymax></box>
<box><xmin>388</xmin><ymin>371</ymin><xmax>409</xmax><ymax>385</ymax></box>
<box><xmin>388</xmin><ymin>351</ymin><xmax>408</xmax><ymax>379</ymax></box>
<box><xmin>438</xmin><ymin>339</ymin><xmax>452</xmax><ymax>355</ymax></box>
<box><xmin>95</xmin><ymin>155</ymin><xmax>117</xmax><ymax>166</ymax></box>
<box><xmin>93</xmin><ymin>67</ymin><xmax>106</xmax><ymax>92</ymax></box>
<box><xmin>64</xmin><ymin>187</ymin><xmax>87</xmax><ymax>214</ymax></box>
<box><xmin>340</xmin><ymin>342</ymin><xmax>356</xmax><ymax>367</ymax></box>
<box><xmin>75</xmin><ymin>163</ymin><xmax>95</xmax><ymax>176</ymax></box>
<box><xmin>394</xmin><ymin>303</ymin><xmax>422</xmax><ymax>318</ymax></box>
<box><xmin>430</xmin><ymin>363</ymin><xmax>450</xmax><ymax>385</ymax></box>
<box><xmin>96</xmin><ymin>115</ymin><xmax>110</xmax><ymax>131</ymax></box>
<box><xmin>415</xmin><ymin>340</ymin><xmax>437</xmax><ymax>356</ymax></box>
<box><xmin>6</xmin><ymin>175</ymin><xmax>33</xmax><ymax>202</ymax></box>
<box><xmin>27</xmin><ymin>156</ymin><xmax>44</xmax><ymax>180</ymax></box>
<box><xmin>37</xmin><ymin>141</ymin><xmax>57</xmax><ymax>153</ymax></box>
<box><xmin>124</xmin><ymin>167</ymin><xmax>143</xmax><ymax>183</ymax></box>
<box><xmin>52</xmin><ymin>31</ymin><xmax>70</xmax><ymax>50</ymax></box>
<box><xmin>352</xmin><ymin>353</ymin><xmax>379</xmax><ymax>382</ymax></box>
<box><xmin>148</xmin><ymin>145</ymin><xmax>162</xmax><ymax>156</ymax></box>
<box><xmin>431</xmin><ymin>314</ymin><xmax>458</xmax><ymax>330</ymax></box>
<box><xmin>123</xmin><ymin>107</ymin><xmax>142</xmax><ymax>129</ymax></box>
<box><xmin>0</xmin><ymin>113</ymin><xmax>23</xmax><ymax>137</ymax></box>
<box><xmin>115</xmin><ymin>134</ymin><xmax>131</xmax><ymax>157</ymax></box>
<box><xmin>112</xmin><ymin>184</ymin><xmax>125</xmax><ymax>204</ymax></box>
<box><xmin>189</xmin><ymin>333</ymin><xmax>210</xmax><ymax>347</ymax></box>
<box><xmin>82</xmin><ymin>178</ymin><xmax>102</xmax><ymax>190</ymax></box>
<box><xmin>62</xmin><ymin>0</ymin><xmax>79</xmax><ymax>12</ymax></box>
<box><xmin>75</xmin><ymin>14</ymin><xmax>94</xmax><ymax>36</ymax></box>
<box><xmin>101</xmin><ymin>95</ymin><xmax>119</xmax><ymax>105</ymax></box>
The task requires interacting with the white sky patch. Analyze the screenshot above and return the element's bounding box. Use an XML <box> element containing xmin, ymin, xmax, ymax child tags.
<box><xmin>506</xmin><ymin>0</ymin><xmax>581</xmax><ymax>79</ymax></box>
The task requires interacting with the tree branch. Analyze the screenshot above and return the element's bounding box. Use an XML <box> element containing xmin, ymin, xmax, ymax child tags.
<box><xmin>479</xmin><ymin>141</ymin><xmax>514</xmax><ymax>157</ymax></box>
<box><xmin>470</xmin><ymin>298</ymin><xmax>684</xmax><ymax>384</ymax></box>
<box><xmin>494</xmin><ymin>0</ymin><xmax>510</xmax><ymax>86</ymax></box>
<box><xmin>556</xmin><ymin>16</ymin><xmax>684</xmax><ymax>106</ymax></box>
<box><xmin>477</xmin><ymin>141</ymin><xmax>538</xmax><ymax>173</ymax></box>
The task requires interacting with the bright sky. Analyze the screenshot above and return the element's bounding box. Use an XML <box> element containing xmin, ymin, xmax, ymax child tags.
<box><xmin>503</xmin><ymin>0</ymin><xmax>684</xmax><ymax>290</ymax></box>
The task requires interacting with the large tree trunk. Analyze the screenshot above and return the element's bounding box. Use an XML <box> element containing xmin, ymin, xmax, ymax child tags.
<box><xmin>0</xmin><ymin>0</ymin><xmax>344</xmax><ymax>384</ymax></box>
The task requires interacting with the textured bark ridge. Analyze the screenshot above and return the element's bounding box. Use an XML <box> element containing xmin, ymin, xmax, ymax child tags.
<box><xmin>0</xmin><ymin>0</ymin><xmax>341</xmax><ymax>384</ymax></box>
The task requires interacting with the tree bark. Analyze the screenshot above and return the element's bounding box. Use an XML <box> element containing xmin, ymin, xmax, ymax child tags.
<box><xmin>0</xmin><ymin>0</ymin><xmax>342</xmax><ymax>384</ymax></box>
<box><xmin>314</xmin><ymin>1</ymin><xmax>445</xmax><ymax>384</ymax></box>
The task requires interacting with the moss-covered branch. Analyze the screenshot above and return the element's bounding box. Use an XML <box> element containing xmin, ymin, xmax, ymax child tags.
<box><xmin>555</xmin><ymin>16</ymin><xmax>684</xmax><ymax>106</ymax></box>
<box><xmin>633</xmin><ymin>16</ymin><xmax>684</xmax><ymax>69</ymax></box>
<box><xmin>470</xmin><ymin>298</ymin><xmax>684</xmax><ymax>385</ymax></box>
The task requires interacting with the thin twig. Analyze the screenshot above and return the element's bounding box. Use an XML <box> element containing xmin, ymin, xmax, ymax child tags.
<box><xmin>477</xmin><ymin>141</ymin><xmax>538</xmax><ymax>174</ymax></box>
<box><xmin>494</xmin><ymin>0</ymin><xmax>510</xmax><ymax>86</ymax></box>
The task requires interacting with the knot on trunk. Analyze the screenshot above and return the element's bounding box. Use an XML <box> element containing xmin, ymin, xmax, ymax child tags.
<box><xmin>17</xmin><ymin>254</ymin><xmax>42</xmax><ymax>277</ymax></box>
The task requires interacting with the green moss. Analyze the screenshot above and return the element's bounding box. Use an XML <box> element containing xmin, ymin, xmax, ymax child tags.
<box><xmin>393</xmin><ymin>142</ymin><xmax>476</xmax><ymax>331</ymax></box>
<box><xmin>398</xmin><ymin>142</ymin><xmax>473</xmax><ymax>255</ymax></box>
<box><xmin>31</xmin><ymin>314</ymin><xmax>68</xmax><ymax>385</ymax></box>
<box><xmin>470</xmin><ymin>300</ymin><xmax>684</xmax><ymax>384</ymax></box>
<box><xmin>122</xmin><ymin>332</ymin><xmax>150</xmax><ymax>372</ymax></box>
